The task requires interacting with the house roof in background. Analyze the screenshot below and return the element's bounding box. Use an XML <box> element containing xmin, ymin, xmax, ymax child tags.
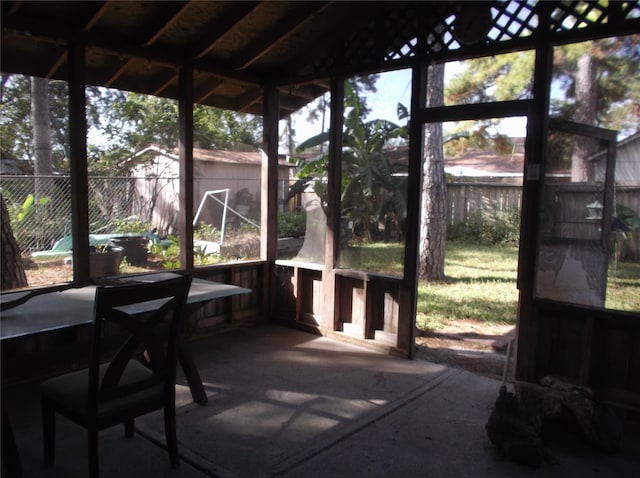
<box><xmin>384</xmin><ymin>138</ymin><xmax>525</xmax><ymax>178</ymax></box>
<box><xmin>445</xmin><ymin>137</ymin><xmax>524</xmax><ymax>177</ymax></box>
<box><xmin>0</xmin><ymin>148</ymin><xmax>31</xmax><ymax>175</ymax></box>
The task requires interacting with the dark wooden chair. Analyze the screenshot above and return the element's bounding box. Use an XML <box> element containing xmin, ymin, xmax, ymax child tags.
<box><xmin>40</xmin><ymin>274</ymin><xmax>192</xmax><ymax>478</ymax></box>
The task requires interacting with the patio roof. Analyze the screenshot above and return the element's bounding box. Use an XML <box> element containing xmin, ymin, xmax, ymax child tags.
<box><xmin>4</xmin><ymin>1</ymin><xmax>638</xmax><ymax>119</ymax></box>
<box><xmin>1</xmin><ymin>0</ymin><xmax>420</xmax><ymax>118</ymax></box>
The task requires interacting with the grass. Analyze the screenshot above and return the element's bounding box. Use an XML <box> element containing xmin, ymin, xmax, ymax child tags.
<box><xmin>349</xmin><ymin>241</ymin><xmax>519</xmax><ymax>332</ymax></box>
<box><xmin>350</xmin><ymin>241</ymin><xmax>640</xmax><ymax>334</ymax></box>
<box><xmin>606</xmin><ymin>260</ymin><xmax>640</xmax><ymax>311</ymax></box>
<box><xmin>417</xmin><ymin>243</ymin><xmax>519</xmax><ymax>332</ymax></box>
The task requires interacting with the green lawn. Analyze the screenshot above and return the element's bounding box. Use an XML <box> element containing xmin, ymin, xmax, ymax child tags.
<box><xmin>606</xmin><ymin>259</ymin><xmax>640</xmax><ymax>311</ymax></box>
<box><xmin>351</xmin><ymin>241</ymin><xmax>640</xmax><ymax>334</ymax></box>
<box><xmin>417</xmin><ymin>243</ymin><xmax>519</xmax><ymax>332</ymax></box>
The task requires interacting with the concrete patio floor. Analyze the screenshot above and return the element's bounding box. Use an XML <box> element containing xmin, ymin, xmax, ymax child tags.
<box><xmin>3</xmin><ymin>323</ymin><xmax>639</xmax><ymax>478</ymax></box>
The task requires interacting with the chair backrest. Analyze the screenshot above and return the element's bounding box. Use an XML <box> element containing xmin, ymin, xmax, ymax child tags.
<box><xmin>88</xmin><ymin>274</ymin><xmax>192</xmax><ymax>406</ymax></box>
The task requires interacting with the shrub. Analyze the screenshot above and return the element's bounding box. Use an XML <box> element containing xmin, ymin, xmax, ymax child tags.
<box><xmin>448</xmin><ymin>208</ymin><xmax>520</xmax><ymax>245</ymax></box>
<box><xmin>194</xmin><ymin>223</ymin><xmax>221</xmax><ymax>241</ymax></box>
<box><xmin>110</xmin><ymin>216</ymin><xmax>151</xmax><ymax>234</ymax></box>
<box><xmin>278</xmin><ymin>211</ymin><xmax>306</xmax><ymax>238</ymax></box>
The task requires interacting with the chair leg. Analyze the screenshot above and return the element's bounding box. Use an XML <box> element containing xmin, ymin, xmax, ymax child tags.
<box><xmin>2</xmin><ymin>399</ymin><xmax>22</xmax><ymax>478</ymax></box>
<box><xmin>125</xmin><ymin>418</ymin><xmax>134</xmax><ymax>438</ymax></box>
<box><xmin>41</xmin><ymin>398</ymin><xmax>55</xmax><ymax>468</ymax></box>
<box><xmin>164</xmin><ymin>407</ymin><xmax>179</xmax><ymax>468</ymax></box>
<box><xmin>88</xmin><ymin>429</ymin><xmax>99</xmax><ymax>478</ymax></box>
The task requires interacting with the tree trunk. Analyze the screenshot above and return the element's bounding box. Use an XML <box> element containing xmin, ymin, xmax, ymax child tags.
<box><xmin>419</xmin><ymin>63</ymin><xmax>446</xmax><ymax>281</ymax></box>
<box><xmin>571</xmin><ymin>52</ymin><xmax>599</xmax><ymax>182</ymax></box>
<box><xmin>0</xmin><ymin>194</ymin><xmax>29</xmax><ymax>290</ymax></box>
<box><xmin>31</xmin><ymin>76</ymin><xmax>53</xmax><ymax>199</ymax></box>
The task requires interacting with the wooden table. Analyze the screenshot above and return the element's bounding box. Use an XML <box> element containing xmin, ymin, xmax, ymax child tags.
<box><xmin>1</xmin><ymin>272</ymin><xmax>250</xmax><ymax>477</ymax></box>
<box><xmin>1</xmin><ymin>272</ymin><xmax>251</xmax><ymax>403</ymax></box>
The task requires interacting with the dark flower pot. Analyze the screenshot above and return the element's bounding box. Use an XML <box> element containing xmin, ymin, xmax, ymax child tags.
<box><xmin>89</xmin><ymin>246</ymin><xmax>124</xmax><ymax>278</ymax></box>
<box><xmin>107</xmin><ymin>236</ymin><xmax>148</xmax><ymax>266</ymax></box>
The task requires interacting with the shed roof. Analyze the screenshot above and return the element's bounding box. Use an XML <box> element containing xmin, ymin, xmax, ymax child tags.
<box><xmin>133</xmin><ymin>145</ymin><xmax>293</xmax><ymax>167</ymax></box>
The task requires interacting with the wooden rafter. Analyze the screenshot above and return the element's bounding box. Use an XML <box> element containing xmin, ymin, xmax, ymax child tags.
<box><xmin>136</xmin><ymin>1</ymin><xmax>192</xmax><ymax>47</ymax></box>
<box><xmin>189</xmin><ymin>1</ymin><xmax>262</xmax><ymax>59</ymax></box>
<box><xmin>232</xmin><ymin>1</ymin><xmax>332</xmax><ymax>70</ymax></box>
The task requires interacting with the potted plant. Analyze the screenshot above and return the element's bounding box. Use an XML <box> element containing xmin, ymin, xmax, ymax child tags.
<box><xmin>89</xmin><ymin>245</ymin><xmax>124</xmax><ymax>278</ymax></box>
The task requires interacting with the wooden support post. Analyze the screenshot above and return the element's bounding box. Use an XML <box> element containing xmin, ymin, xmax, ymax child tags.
<box><xmin>515</xmin><ymin>3</ymin><xmax>553</xmax><ymax>381</ymax></box>
<box><xmin>321</xmin><ymin>77</ymin><xmax>344</xmax><ymax>331</ymax></box>
<box><xmin>68</xmin><ymin>41</ymin><xmax>90</xmax><ymax>282</ymax></box>
<box><xmin>262</xmin><ymin>86</ymin><xmax>279</xmax><ymax>318</ymax></box>
<box><xmin>398</xmin><ymin>63</ymin><xmax>427</xmax><ymax>358</ymax></box>
<box><xmin>179</xmin><ymin>66</ymin><xmax>195</xmax><ymax>271</ymax></box>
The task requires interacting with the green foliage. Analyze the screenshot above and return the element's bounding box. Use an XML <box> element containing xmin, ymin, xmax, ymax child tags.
<box><xmin>0</xmin><ymin>74</ymin><xmax>32</xmax><ymax>161</ymax></box>
<box><xmin>154</xmin><ymin>235</ymin><xmax>180</xmax><ymax>269</ymax></box>
<box><xmin>0</xmin><ymin>74</ymin><xmax>109</xmax><ymax>168</ymax></box>
<box><xmin>8</xmin><ymin>193</ymin><xmax>68</xmax><ymax>250</ymax></box>
<box><xmin>612</xmin><ymin>203</ymin><xmax>640</xmax><ymax>261</ymax></box>
<box><xmin>446</xmin><ymin>36</ymin><xmax>640</xmax><ymax>137</ymax></box>
<box><xmin>550</xmin><ymin>36</ymin><xmax>640</xmax><ymax>134</ymax></box>
<box><xmin>293</xmin><ymin>76</ymin><xmax>407</xmax><ymax>243</ymax></box>
<box><xmin>96</xmin><ymin>90</ymin><xmax>262</xmax><ymax>155</ymax></box>
<box><xmin>16</xmin><ymin>194</ymin><xmax>36</xmax><ymax>222</ymax></box>
<box><xmin>278</xmin><ymin>211</ymin><xmax>306</xmax><ymax>238</ymax></box>
<box><xmin>110</xmin><ymin>216</ymin><xmax>151</xmax><ymax>234</ymax></box>
<box><xmin>447</xmin><ymin>209</ymin><xmax>521</xmax><ymax>246</ymax></box>
<box><xmin>1</xmin><ymin>74</ymin><xmax>262</xmax><ymax>176</ymax></box>
<box><xmin>193</xmin><ymin>245</ymin><xmax>223</xmax><ymax>266</ymax></box>
<box><xmin>446</xmin><ymin>51</ymin><xmax>535</xmax><ymax>104</ymax></box>
<box><xmin>194</xmin><ymin>223</ymin><xmax>221</xmax><ymax>242</ymax></box>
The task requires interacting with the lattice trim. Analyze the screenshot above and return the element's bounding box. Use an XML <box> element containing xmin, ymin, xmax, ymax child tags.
<box><xmin>488</xmin><ymin>1</ymin><xmax>538</xmax><ymax>42</ymax></box>
<box><xmin>550</xmin><ymin>1</ymin><xmax>608</xmax><ymax>31</ymax></box>
<box><xmin>308</xmin><ymin>1</ymin><xmax>639</xmax><ymax>79</ymax></box>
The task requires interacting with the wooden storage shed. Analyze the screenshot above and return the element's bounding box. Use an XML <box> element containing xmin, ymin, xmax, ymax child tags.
<box><xmin>131</xmin><ymin>145</ymin><xmax>295</xmax><ymax>235</ymax></box>
<box><xmin>1</xmin><ymin>1</ymin><xmax>639</xmax><ymax>412</ymax></box>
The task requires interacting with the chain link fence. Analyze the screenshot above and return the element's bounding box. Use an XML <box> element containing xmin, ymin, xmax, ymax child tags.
<box><xmin>1</xmin><ymin>175</ymin><xmax>297</xmax><ymax>256</ymax></box>
<box><xmin>0</xmin><ymin>175</ymin><xmax>153</xmax><ymax>253</ymax></box>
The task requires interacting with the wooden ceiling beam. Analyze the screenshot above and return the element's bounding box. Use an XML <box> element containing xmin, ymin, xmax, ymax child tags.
<box><xmin>46</xmin><ymin>51</ymin><xmax>68</xmax><ymax>78</ymax></box>
<box><xmin>281</xmin><ymin>83</ymin><xmax>327</xmax><ymax>101</ymax></box>
<box><xmin>233</xmin><ymin>1</ymin><xmax>332</xmax><ymax>70</ymax></box>
<box><xmin>234</xmin><ymin>88</ymin><xmax>263</xmax><ymax>113</ymax></box>
<box><xmin>90</xmin><ymin>40</ymin><xmax>260</xmax><ymax>87</ymax></box>
<box><xmin>189</xmin><ymin>1</ymin><xmax>261</xmax><ymax>59</ymax></box>
<box><xmin>2</xmin><ymin>13</ymin><xmax>261</xmax><ymax>86</ymax></box>
<box><xmin>137</xmin><ymin>1</ymin><xmax>192</xmax><ymax>47</ymax></box>
<box><xmin>105</xmin><ymin>59</ymin><xmax>133</xmax><ymax>87</ymax></box>
<box><xmin>194</xmin><ymin>78</ymin><xmax>226</xmax><ymax>104</ymax></box>
<box><xmin>4</xmin><ymin>1</ymin><xmax>108</xmax><ymax>79</ymax></box>
<box><xmin>80</xmin><ymin>1</ymin><xmax>110</xmax><ymax>32</ymax></box>
<box><xmin>152</xmin><ymin>71</ymin><xmax>179</xmax><ymax>96</ymax></box>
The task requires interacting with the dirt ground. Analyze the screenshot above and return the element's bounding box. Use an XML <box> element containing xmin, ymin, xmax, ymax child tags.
<box><xmin>415</xmin><ymin>319</ymin><xmax>516</xmax><ymax>381</ymax></box>
<box><xmin>24</xmin><ymin>262</ymin><xmax>515</xmax><ymax>380</ymax></box>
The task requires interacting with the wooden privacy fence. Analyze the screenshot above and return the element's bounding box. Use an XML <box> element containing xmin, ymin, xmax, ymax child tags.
<box><xmin>447</xmin><ymin>181</ymin><xmax>640</xmax><ymax>260</ymax></box>
<box><xmin>446</xmin><ymin>181</ymin><xmax>522</xmax><ymax>226</ymax></box>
